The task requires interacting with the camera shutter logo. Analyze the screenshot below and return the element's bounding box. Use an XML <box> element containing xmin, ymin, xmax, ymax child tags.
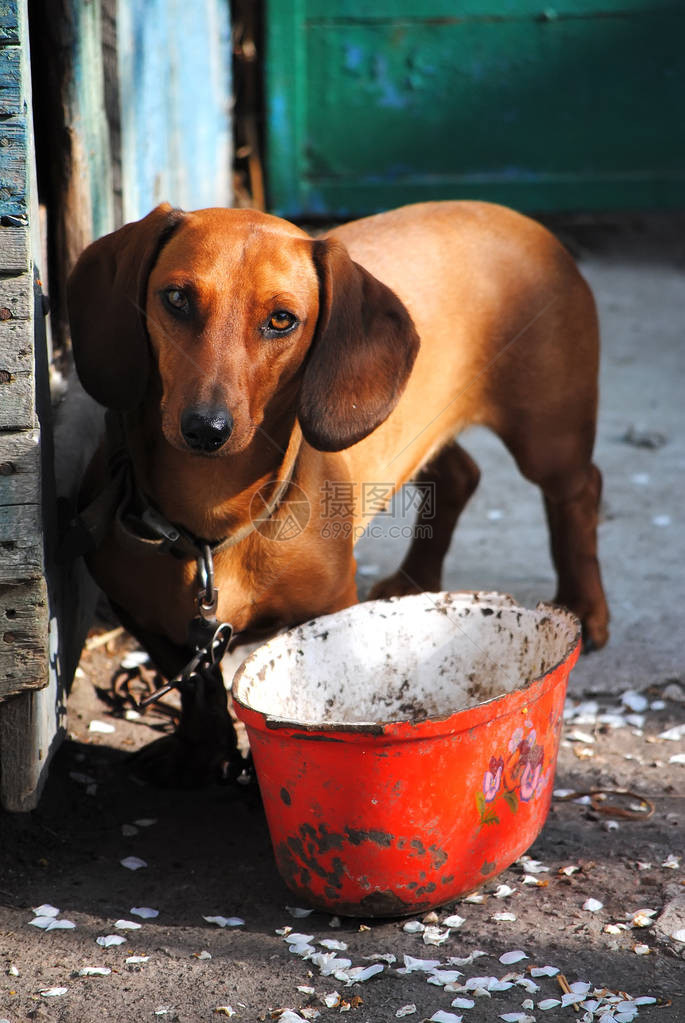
<box><xmin>250</xmin><ymin>482</ymin><xmax>311</xmax><ymax>541</ymax></box>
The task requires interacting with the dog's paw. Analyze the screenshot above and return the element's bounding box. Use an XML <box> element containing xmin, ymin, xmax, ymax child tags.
<box><xmin>581</xmin><ymin>615</ymin><xmax>609</xmax><ymax>653</ymax></box>
<box><xmin>128</xmin><ymin>732</ymin><xmax>240</xmax><ymax>788</ymax></box>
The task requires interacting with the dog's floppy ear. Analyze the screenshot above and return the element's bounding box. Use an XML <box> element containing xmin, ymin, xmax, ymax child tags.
<box><xmin>67</xmin><ymin>203</ymin><xmax>184</xmax><ymax>410</ymax></box>
<box><xmin>298</xmin><ymin>238</ymin><xmax>420</xmax><ymax>452</ymax></box>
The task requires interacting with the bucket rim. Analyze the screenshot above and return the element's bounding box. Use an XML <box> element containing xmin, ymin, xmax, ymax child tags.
<box><xmin>231</xmin><ymin>591</ymin><xmax>581</xmax><ymax>737</ymax></box>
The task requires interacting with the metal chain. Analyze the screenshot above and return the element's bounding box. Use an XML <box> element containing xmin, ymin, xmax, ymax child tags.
<box><xmin>138</xmin><ymin>622</ymin><xmax>233</xmax><ymax>708</ymax></box>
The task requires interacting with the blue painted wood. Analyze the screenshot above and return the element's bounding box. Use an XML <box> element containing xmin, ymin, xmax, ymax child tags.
<box><xmin>69</xmin><ymin>0</ymin><xmax>114</xmax><ymax>241</ymax></box>
<box><xmin>0</xmin><ymin>2</ymin><xmax>27</xmax><ymax>218</ymax></box>
<box><xmin>118</xmin><ymin>0</ymin><xmax>232</xmax><ymax>222</ymax></box>
<box><xmin>0</xmin><ymin>44</ymin><xmax>20</xmax><ymax>115</ymax></box>
<box><xmin>0</xmin><ymin>120</ymin><xmax>28</xmax><ymax>216</ymax></box>
<box><xmin>0</xmin><ymin>2</ymin><xmax>19</xmax><ymax>44</ymax></box>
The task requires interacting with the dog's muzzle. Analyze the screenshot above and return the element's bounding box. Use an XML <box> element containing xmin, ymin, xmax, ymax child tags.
<box><xmin>180</xmin><ymin>405</ymin><xmax>234</xmax><ymax>453</ymax></box>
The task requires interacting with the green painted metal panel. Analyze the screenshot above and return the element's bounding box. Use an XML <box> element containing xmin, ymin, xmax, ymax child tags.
<box><xmin>265</xmin><ymin>1</ymin><xmax>685</xmax><ymax>216</ymax></box>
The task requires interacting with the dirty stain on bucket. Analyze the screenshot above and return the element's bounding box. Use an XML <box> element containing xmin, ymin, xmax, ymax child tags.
<box><xmin>232</xmin><ymin>591</ymin><xmax>581</xmax><ymax>916</ymax></box>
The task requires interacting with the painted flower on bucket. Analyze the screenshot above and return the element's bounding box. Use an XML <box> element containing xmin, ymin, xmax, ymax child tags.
<box><xmin>477</xmin><ymin>721</ymin><xmax>551</xmax><ymax>827</ymax></box>
<box><xmin>483</xmin><ymin>756</ymin><xmax>504</xmax><ymax>802</ymax></box>
<box><xmin>520</xmin><ymin>751</ymin><xmax>543</xmax><ymax>801</ymax></box>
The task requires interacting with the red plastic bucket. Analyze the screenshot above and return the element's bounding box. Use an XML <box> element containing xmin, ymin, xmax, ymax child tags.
<box><xmin>232</xmin><ymin>592</ymin><xmax>581</xmax><ymax>917</ymax></box>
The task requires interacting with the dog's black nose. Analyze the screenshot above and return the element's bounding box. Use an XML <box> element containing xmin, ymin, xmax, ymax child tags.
<box><xmin>180</xmin><ymin>406</ymin><xmax>233</xmax><ymax>453</ymax></box>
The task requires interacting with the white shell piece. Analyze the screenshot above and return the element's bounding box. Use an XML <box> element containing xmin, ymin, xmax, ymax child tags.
<box><xmin>33</xmin><ymin>904</ymin><xmax>60</xmax><ymax>917</ymax></box>
<box><xmin>310</xmin><ymin>953</ymin><xmax>351</xmax><ymax>976</ymax></box>
<box><xmin>319</xmin><ymin>938</ymin><xmax>347</xmax><ymax>951</ymax></box>
<box><xmin>401</xmin><ymin>955</ymin><xmax>441</xmax><ymax>972</ymax></box>
<box><xmin>423</xmin><ymin>925</ymin><xmax>451</xmax><ymax>945</ymax></box>
<box><xmin>286</xmin><ymin>906</ymin><xmax>313</xmax><ymax>918</ymax></box>
<box><xmin>120</xmin><ymin>857</ymin><xmax>147</xmax><ymax>871</ymax></box>
<box><xmin>499</xmin><ymin>950</ymin><xmax>528</xmax><ymax>964</ymax></box>
<box><xmin>285</xmin><ymin>933</ymin><xmax>314</xmax><ymax>945</ymax></box>
<box><xmin>583</xmin><ymin>898</ymin><xmax>604</xmax><ymax>912</ymax></box>
<box><xmin>89</xmin><ymin>720</ymin><xmax>115</xmax><ymax>734</ymax></box>
<box><xmin>442</xmin><ymin>914</ymin><xmax>466</xmax><ymax>928</ymax></box>
<box><xmin>202</xmin><ymin>915</ymin><xmax>244</xmax><ymax>927</ymax></box>
<box><xmin>343</xmin><ymin>963</ymin><xmax>384</xmax><ymax>982</ymax></box>
<box><xmin>29</xmin><ymin>916</ymin><xmax>55</xmax><ymax>929</ymax></box>
<box><xmin>428</xmin><ymin>969</ymin><xmax>463</xmax><ymax>985</ymax></box>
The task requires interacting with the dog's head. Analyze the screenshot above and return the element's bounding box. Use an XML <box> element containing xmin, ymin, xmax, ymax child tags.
<box><xmin>68</xmin><ymin>204</ymin><xmax>419</xmax><ymax>455</ymax></box>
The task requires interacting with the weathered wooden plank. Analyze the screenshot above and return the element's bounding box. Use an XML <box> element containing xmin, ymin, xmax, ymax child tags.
<box><xmin>0</xmin><ymin>2</ymin><xmax>20</xmax><ymax>44</ymax></box>
<box><xmin>0</xmin><ymin>226</ymin><xmax>29</xmax><ymax>273</ymax></box>
<box><xmin>0</xmin><ymin>316</ymin><xmax>33</xmax><ymax>365</ymax></box>
<box><xmin>0</xmin><ymin>316</ymin><xmax>35</xmax><ymax>429</ymax></box>
<box><xmin>0</xmin><ymin>117</ymin><xmax>28</xmax><ymax>217</ymax></box>
<box><xmin>0</xmin><ymin>272</ymin><xmax>32</xmax><ymax>320</ymax></box>
<box><xmin>0</xmin><ymin>503</ymin><xmax>43</xmax><ymax>582</ymax></box>
<box><xmin>0</xmin><ymin>372</ymin><xmax>33</xmax><ymax>428</ymax></box>
<box><xmin>0</xmin><ymin>578</ymin><xmax>48</xmax><ymax>699</ymax></box>
<box><xmin>0</xmin><ymin>44</ymin><xmax>20</xmax><ymax>116</ymax></box>
<box><xmin>0</xmin><ymin>428</ymin><xmax>40</xmax><ymax>504</ymax></box>
<box><xmin>0</xmin><ymin>677</ymin><xmax>64</xmax><ymax>811</ymax></box>
<box><xmin>0</xmin><ymin>0</ymin><xmax>53</xmax><ymax>814</ymax></box>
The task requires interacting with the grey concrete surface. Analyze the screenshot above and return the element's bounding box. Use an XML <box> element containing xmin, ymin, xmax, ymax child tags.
<box><xmin>355</xmin><ymin>217</ymin><xmax>685</xmax><ymax>697</ymax></box>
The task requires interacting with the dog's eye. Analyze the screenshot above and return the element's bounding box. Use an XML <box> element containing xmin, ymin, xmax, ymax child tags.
<box><xmin>163</xmin><ymin>288</ymin><xmax>189</xmax><ymax>314</ymax></box>
<box><xmin>264</xmin><ymin>310</ymin><xmax>298</xmax><ymax>336</ymax></box>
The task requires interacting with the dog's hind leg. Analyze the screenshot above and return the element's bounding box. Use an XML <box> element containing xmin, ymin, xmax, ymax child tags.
<box><xmin>368</xmin><ymin>440</ymin><xmax>480</xmax><ymax>600</ymax></box>
<box><xmin>541</xmin><ymin>462</ymin><xmax>608</xmax><ymax>651</ymax></box>
<box><xmin>499</xmin><ymin>429</ymin><xmax>609</xmax><ymax>652</ymax></box>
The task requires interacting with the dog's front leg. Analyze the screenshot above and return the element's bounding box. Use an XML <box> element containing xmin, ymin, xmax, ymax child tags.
<box><xmin>115</xmin><ymin>607</ymin><xmax>239</xmax><ymax>787</ymax></box>
<box><xmin>131</xmin><ymin>663</ymin><xmax>238</xmax><ymax>787</ymax></box>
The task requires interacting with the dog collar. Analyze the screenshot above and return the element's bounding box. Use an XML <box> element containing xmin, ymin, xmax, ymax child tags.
<box><xmin>59</xmin><ymin>413</ymin><xmax>303</xmax><ymax>564</ymax></box>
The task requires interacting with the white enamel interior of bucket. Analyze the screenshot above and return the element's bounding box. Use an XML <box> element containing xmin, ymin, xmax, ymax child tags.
<box><xmin>233</xmin><ymin>592</ymin><xmax>580</xmax><ymax>727</ymax></box>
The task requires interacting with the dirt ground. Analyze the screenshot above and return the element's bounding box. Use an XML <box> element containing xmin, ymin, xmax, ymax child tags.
<box><xmin>0</xmin><ymin>627</ymin><xmax>684</xmax><ymax>1023</ymax></box>
<box><xmin>1</xmin><ymin>215</ymin><xmax>684</xmax><ymax>1022</ymax></box>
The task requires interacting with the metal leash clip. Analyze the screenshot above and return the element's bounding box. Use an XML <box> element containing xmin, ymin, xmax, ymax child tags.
<box><xmin>138</xmin><ymin>621</ymin><xmax>233</xmax><ymax>709</ymax></box>
<box><xmin>196</xmin><ymin>542</ymin><xmax>218</xmax><ymax>620</ymax></box>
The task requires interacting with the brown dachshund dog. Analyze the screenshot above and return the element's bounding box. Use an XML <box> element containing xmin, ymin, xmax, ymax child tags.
<box><xmin>68</xmin><ymin>201</ymin><xmax>608</xmax><ymax>783</ymax></box>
